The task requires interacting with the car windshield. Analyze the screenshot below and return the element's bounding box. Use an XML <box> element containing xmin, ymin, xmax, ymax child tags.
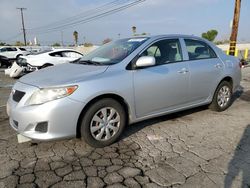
<box><xmin>78</xmin><ymin>38</ymin><xmax>149</xmax><ymax>65</ymax></box>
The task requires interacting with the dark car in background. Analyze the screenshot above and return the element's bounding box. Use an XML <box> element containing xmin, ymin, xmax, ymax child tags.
<box><xmin>0</xmin><ymin>55</ymin><xmax>11</xmax><ymax>67</ymax></box>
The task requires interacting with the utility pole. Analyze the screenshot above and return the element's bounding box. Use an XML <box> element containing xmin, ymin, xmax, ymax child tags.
<box><xmin>17</xmin><ymin>8</ymin><xmax>27</xmax><ymax>46</ymax></box>
<box><xmin>229</xmin><ymin>0</ymin><xmax>241</xmax><ymax>56</ymax></box>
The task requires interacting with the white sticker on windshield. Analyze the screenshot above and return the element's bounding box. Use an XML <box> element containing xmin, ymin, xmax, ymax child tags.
<box><xmin>92</xmin><ymin>57</ymin><xmax>109</xmax><ymax>63</ymax></box>
<box><xmin>128</xmin><ymin>38</ymin><xmax>147</xmax><ymax>42</ymax></box>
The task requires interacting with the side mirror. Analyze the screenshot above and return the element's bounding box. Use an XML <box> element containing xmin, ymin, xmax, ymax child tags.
<box><xmin>135</xmin><ymin>56</ymin><xmax>156</xmax><ymax>68</ymax></box>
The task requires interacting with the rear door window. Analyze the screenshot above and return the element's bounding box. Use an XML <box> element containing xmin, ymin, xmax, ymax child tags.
<box><xmin>49</xmin><ymin>52</ymin><xmax>63</xmax><ymax>57</ymax></box>
<box><xmin>61</xmin><ymin>51</ymin><xmax>82</xmax><ymax>58</ymax></box>
<box><xmin>11</xmin><ymin>47</ymin><xmax>17</xmax><ymax>51</ymax></box>
<box><xmin>184</xmin><ymin>39</ymin><xmax>217</xmax><ymax>60</ymax></box>
<box><xmin>19</xmin><ymin>48</ymin><xmax>26</xmax><ymax>51</ymax></box>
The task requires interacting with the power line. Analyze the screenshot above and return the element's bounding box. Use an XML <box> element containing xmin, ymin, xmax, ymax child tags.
<box><xmin>50</xmin><ymin>0</ymin><xmax>145</xmax><ymax>31</ymax></box>
<box><xmin>28</xmin><ymin>0</ymin><xmax>143</xmax><ymax>34</ymax></box>
<box><xmin>17</xmin><ymin>7</ymin><xmax>27</xmax><ymax>46</ymax></box>
<box><xmin>28</xmin><ymin>0</ymin><xmax>126</xmax><ymax>32</ymax></box>
<box><xmin>28</xmin><ymin>0</ymin><xmax>145</xmax><ymax>35</ymax></box>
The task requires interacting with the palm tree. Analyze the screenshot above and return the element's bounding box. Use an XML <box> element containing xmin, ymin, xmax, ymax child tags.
<box><xmin>73</xmin><ymin>31</ymin><xmax>78</xmax><ymax>46</ymax></box>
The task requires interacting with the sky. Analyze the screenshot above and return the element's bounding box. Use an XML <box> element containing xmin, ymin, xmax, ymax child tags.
<box><xmin>0</xmin><ymin>0</ymin><xmax>249</xmax><ymax>45</ymax></box>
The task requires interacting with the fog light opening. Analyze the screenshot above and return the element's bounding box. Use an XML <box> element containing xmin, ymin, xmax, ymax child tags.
<box><xmin>35</xmin><ymin>122</ymin><xmax>48</xmax><ymax>133</ymax></box>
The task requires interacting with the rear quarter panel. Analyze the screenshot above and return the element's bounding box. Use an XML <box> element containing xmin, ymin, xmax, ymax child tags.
<box><xmin>214</xmin><ymin>47</ymin><xmax>242</xmax><ymax>92</ymax></box>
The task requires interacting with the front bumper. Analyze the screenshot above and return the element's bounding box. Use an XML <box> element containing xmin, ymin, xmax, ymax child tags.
<box><xmin>7</xmin><ymin>81</ymin><xmax>85</xmax><ymax>141</ymax></box>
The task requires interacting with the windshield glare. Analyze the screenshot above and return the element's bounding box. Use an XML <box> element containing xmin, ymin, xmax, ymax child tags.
<box><xmin>80</xmin><ymin>38</ymin><xmax>148</xmax><ymax>65</ymax></box>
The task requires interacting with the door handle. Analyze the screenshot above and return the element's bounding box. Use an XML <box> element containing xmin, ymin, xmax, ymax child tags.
<box><xmin>214</xmin><ymin>63</ymin><xmax>223</xmax><ymax>68</ymax></box>
<box><xmin>178</xmin><ymin>68</ymin><xmax>189</xmax><ymax>74</ymax></box>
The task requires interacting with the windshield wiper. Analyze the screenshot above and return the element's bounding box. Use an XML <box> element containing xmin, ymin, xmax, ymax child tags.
<box><xmin>77</xmin><ymin>60</ymin><xmax>102</xmax><ymax>65</ymax></box>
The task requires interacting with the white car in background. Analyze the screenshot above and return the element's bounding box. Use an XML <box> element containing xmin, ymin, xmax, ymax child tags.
<box><xmin>18</xmin><ymin>49</ymin><xmax>83</xmax><ymax>70</ymax></box>
<box><xmin>5</xmin><ymin>49</ymin><xmax>83</xmax><ymax>77</ymax></box>
<box><xmin>0</xmin><ymin>46</ymin><xmax>29</xmax><ymax>60</ymax></box>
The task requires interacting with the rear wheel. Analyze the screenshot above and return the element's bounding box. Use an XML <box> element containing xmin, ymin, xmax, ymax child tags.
<box><xmin>80</xmin><ymin>98</ymin><xmax>126</xmax><ymax>147</ymax></box>
<box><xmin>16</xmin><ymin>54</ymin><xmax>22</xmax><ymax>59</ymax></box>
<box><xmin>209</xmin><ymin>81</ymin><xmax>232</xmax><ymax>111</ymax></box>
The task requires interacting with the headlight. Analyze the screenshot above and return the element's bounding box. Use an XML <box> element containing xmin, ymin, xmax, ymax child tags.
<box><xmin>27</xmin><ymin>85</ymin><xmax>78</xmax><ymax>105</ymax></box>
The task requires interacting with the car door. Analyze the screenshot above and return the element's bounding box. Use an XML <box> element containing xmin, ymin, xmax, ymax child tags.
<box><xmin>183</xmin><ymin>39</ymin><xmax>224</xmax><ymax>103</ymax></box>
<box><xmin>133</xmin><ymin>38</ymin><xmax>190</xmax><ymax>118</ymax></box>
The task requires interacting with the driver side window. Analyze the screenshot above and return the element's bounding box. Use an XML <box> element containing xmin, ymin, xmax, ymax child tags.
<box><xmin>141</xmin><ymin>39</ymin><xmax>183</xmax><ymax>65</ymax></box>
<box><xmin>146</xmin><ymin>46</ymin><xmax>161</xmax><ymax>57</ymax></box>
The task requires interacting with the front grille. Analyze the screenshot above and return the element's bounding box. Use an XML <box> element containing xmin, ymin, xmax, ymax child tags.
<box><xmin>13</xmin><ymin>90</ymin><xmax>25</xmax><ymax>102</ymax></box>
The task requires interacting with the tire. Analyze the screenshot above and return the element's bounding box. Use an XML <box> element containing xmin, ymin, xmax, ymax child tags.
<box><xmin>16</xmin><ymin>54</ymin><xmax>22</xmax><ymax>59</ymax></box>
<box><xmin>80</xmin><ymin>98</ymin><xmax>126</xmax><ymax>148</ymax></box>
<box><xmin>209</xmin><ymin>81</ymin><xmax>233</xmax><ymax>112</ymax></box>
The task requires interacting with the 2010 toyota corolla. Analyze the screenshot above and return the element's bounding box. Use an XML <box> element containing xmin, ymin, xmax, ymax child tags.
<box><xmin>7</xmin><ymin>35</ymin><xmax>241</xmax><ymax>147</ymax></box>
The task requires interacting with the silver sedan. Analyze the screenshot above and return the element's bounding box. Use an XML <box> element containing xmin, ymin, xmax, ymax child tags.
<box><xmin>7</xmin><ymin>35</ymin><xmax>241</xmax><ymax>147</ymax></box>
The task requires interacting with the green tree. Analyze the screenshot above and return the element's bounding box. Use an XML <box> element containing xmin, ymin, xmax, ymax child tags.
<box><xmin>73</xmin><ymin>31</ymin><xmax>78</xmax><ymax>46</ymax></box>
<box><xmin>202</xmin><ymin>30</ymin><xmax>218</xmax><ymax>42</ymax></box>
<box><xmin>0</xmin><ymin>42</ymin><xmax>6</xmax><ymax>46</ymax></box>
<box><xmin>52</xmin><ymin>42</ymin><xmax>61</xmax><ymax>47</ymax></box>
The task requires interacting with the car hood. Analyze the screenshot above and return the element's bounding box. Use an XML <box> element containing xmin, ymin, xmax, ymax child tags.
<box><xmin>19</xmin><ymin>63</ymin><xmax>109</xmax><ymax>88</ymax></box>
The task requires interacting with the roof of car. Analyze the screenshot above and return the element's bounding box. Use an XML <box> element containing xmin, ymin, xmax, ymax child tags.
<box><xmin>132</xmin><ymin>34</ymin><xmax>204</xmax><ymax>40</ymax></box>
<box><xmin>50</xmin><ymin>48</ymin><xmax>79</xmax><ymax>53</ymax></box>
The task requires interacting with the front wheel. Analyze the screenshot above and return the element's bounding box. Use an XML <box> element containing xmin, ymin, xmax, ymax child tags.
<box><xmin>209</xmin><ymin>81</ymin><xmax>233</xmax><ymax>112</ymax></box>
<box><xmin>80</xmin><ymin>98</ymin><xmax>126</xmax><ymax>147</ymax></box>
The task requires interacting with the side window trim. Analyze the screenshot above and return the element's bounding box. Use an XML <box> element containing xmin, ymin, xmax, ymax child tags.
<box><xmin>179</xmin><ymin>38</ymin><xmax>189</xmax><ymax>61</ymax></box>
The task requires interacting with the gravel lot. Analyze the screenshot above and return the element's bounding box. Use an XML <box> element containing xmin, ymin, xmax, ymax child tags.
<box><xmin>0</xmin><ymin>68</ymin><xmax>250</xmax><ymax>188</ymax></box>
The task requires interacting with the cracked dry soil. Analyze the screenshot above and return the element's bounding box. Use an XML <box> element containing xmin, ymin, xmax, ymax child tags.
<box><xmin>0</xmin><ymin>68</ymin><xmax>250</xmax><ymax>188</ymax></box>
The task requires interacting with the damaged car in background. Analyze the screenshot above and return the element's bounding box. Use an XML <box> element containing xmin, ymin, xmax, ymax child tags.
<box><xmin>5</xmin><ymin>49</ymin><xmax>83</xmax><ymax>78</ymax></box>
